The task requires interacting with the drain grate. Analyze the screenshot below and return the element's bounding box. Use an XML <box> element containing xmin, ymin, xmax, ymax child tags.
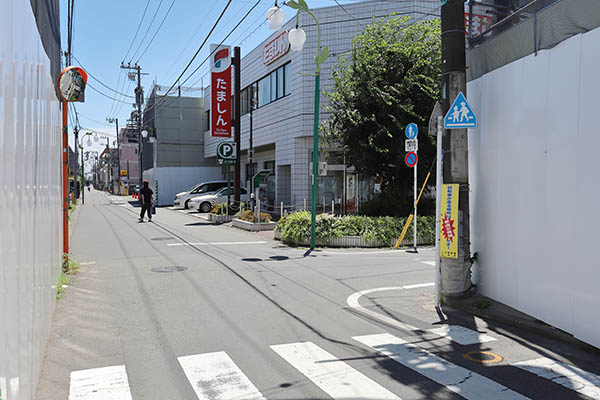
<box><xmin>150</xmin><ymin>237</ymin><xmax>173</xmax><ymax>241</ymax></box>
<box><xmin>151</xmin><ymin>266</ymin><xmax>188</xmax><ymax>273</ymax></box>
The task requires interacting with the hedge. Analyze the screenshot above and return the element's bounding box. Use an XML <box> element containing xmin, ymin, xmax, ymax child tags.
<box><xmin>276</xmin><ymin>211</ymin><xmax>435</xmax><ymax>245</ymax></box>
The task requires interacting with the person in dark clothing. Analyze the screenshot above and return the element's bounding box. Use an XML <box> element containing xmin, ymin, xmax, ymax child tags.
<box><xmin>139</xmin><ymin>181</ymin><xmax>154</xmax><ymax>222</ymax></box>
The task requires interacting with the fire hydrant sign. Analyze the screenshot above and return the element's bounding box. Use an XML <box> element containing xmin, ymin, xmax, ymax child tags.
<box><xmin>211</xmin><ymin>44</ymin><xmax>232</xmax><ymax>137</ymax></box>
<box><xmin>441</xmin><ymin>184</ymin><xmax>459</xmax><ymax>258</ymax></box>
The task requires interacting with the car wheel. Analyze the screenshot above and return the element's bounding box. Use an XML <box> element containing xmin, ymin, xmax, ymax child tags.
<box><xmin>200</xmin><ymin>202</ymin><xmax>212</xmax><ymax>213</ymax></box>
<box><xmin>184</xmin><ymin>199</ymin><xmax>190</xmax><ymax>209</ymax></box>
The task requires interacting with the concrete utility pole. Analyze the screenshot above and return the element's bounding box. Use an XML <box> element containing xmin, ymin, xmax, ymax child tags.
<box><xmin>440</xmin><ymin>0</ymin><xmax>472</xmax><ymax>297</ymax></box>
<box><xmin>106</xmin><ymin>117</ymin><xmax>120</xmax><ymax>194</ymax></box>
<box><xmin>232</xmin><ymin>46</ymin><xmax>242</xmax><ymax>204</ymax></box>
<box><xmin>121</xmin><ymin>63</ymin><xmax>147</xmax><ymax>190</ymax></box>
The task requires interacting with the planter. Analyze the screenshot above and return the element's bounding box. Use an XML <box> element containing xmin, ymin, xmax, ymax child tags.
<box><xmin>278</xmin><ymin>234</ymin><xmax>432</xmax><ymax>248</ymax></box>
<box><xmin>209</xmin><ymin>214</ymin><xmax>234</xmax><ymax>223</ymax></box>
<box><xmin>232</xmin><ymin>218</ymin><xmax>277</xmax><ymax>232</ymax></box>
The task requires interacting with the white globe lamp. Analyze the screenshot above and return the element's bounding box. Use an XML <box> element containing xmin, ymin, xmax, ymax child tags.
<box><xmin>141</xmin><ymin>130</ymin><xmax>148</xmax><ymax>139</ymax></box>
<box><xmin>267</xmin><ymin>5</ymin><xmax>285</xmax><ymax>30</ymax></box>
<box><xmin>288</xmin><ymin>27</ymin><xmax>306</xmax><ymax>51</ymax></box>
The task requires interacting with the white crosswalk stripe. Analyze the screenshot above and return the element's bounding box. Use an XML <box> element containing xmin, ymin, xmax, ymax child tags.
<box><xmin>353</xmin><ymin>333</ymin><xmax>530</xmax><ymax>400</ymax></box>
<box><xmin>271</xmin><ymin>341</ymin><xmax>400</xmax><ymax>399</ymax></box>
<box><xmin>427</xmin><ymin>325</ymin><xmax>497</xmax><ymax>346</ymax></box>
<box><xmin>178</xmin><ymin>351</ymin><xmax>266</xmax><ymax>400</ymax></box>
<box><xmin>69</xmin><ymin>365</ymin><xmax>132</xmax><ymax>400</ymax></box>
<box><xmin>347</xmin><ymin>287</ymin><xmax>498</xmax><ymax>345</ymax></box>
<box><xmin>513</xmin><ymin>357</ymin><xmax>600</xmax><ymax>399</ymax></box>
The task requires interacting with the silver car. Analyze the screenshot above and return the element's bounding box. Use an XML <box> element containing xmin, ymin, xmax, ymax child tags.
<box><xmin>173</xmin><ymin>181</ymin><xmax>228</xmax><ymax>209</ymax></box>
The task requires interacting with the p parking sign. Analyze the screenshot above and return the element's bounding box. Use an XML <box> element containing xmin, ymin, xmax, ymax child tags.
<box><xmin>216</xmin><ymin>141</ymin><xmax>236</xmax><ymax>165</ymax></box>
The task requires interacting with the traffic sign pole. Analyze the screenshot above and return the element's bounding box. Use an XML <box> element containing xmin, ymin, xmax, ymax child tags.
<box><xmin>414</xmin><ymin>156</ymin><xmax>418</xmax><ymax>253</ymax></box>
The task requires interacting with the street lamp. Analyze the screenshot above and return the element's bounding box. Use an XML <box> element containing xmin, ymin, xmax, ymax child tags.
<box><xmin>268</xmin><ymin>0</ymin><xmax>328</xmax><ymax>250</ymax></box>
<box><xmin>266</xmin><ymin>1</ymin><xmax>285</xmax><ymax>30</ymax></box>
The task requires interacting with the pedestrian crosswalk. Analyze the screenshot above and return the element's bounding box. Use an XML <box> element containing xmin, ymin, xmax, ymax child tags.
<box><xmin>68</xmin><ymin>330</ymin><xmax>600</xmax><ymax>400</ymax></box>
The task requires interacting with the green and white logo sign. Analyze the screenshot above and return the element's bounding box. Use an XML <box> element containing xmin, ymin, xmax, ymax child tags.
<box><xmin>216</xmin><ymin>141</ymin><xmax>236</xmax><ymax>165</ymax></box>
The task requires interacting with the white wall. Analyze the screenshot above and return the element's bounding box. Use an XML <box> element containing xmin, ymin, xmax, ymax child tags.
<box><xmin>144</xmin><ymin>166</ymin><xmax>223</xmax><ymax>206</ymax></box>
<box><xmin>468</xmin><ymin>27</ymin><xmax>600</xmax><ymax>348</ymax></box>
<box><xmin>0</xmin><ymin>2</ymin><xmax>62</xmax><ymax>399</ymax></box>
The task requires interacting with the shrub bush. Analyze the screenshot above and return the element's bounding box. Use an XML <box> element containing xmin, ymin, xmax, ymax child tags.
<box><xmin>276</xmin><ymin>211</ymin><xmax>435</xmax><ymax>246</ymax></box>
<box><xmin>211</xmin><ymin>202</ymin><xmax>246</xmax><ymax>216</ymax></box>
<box><xmin>239</xmin><ymin>210</ymin><xmax>271</xmax><ymax>223</ymax></box>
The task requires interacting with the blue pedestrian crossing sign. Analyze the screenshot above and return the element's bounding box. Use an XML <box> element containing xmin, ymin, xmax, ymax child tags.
<box><xmin>444</xmin><ymin>92</ymin><xmax>477</xmax><ymax>129</ymax></box>
<box><xmin>405</xmin><ymin>123</ymin><xmax>418</xmax><ymax>139</ymax></box>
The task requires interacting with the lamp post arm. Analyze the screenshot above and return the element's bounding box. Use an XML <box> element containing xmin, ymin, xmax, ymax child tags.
<box><xmin>293</xmin><ymin>9</ymin><xmax>325</xmax><ymax>74</ymax></box>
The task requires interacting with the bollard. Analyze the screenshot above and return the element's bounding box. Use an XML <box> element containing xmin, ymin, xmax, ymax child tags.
<box><xmin>332</xmin><ymin>200</ymin><xmax>335</xmax><ymax>215</ymax></box>
<box><xmin>303</xmin><ymin>198</ymin><xmax>306</xmax><ymax>211</ymax></box>
<box><xmin>281</xmin><ymin>202</ymin><xmax>283</xmax><ymax>218</ymax></box>
<box><xmin>257</xmin><ymin>199</ymin><xmax>261</xmax><ymax>232</ymax></box>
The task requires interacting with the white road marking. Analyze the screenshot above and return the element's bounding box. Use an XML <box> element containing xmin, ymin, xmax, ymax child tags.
<box><xmin>427</xmin><ymin>325</ymin><xmax>496</xmax><ymax>346</ymax></box>
<box><xmin>318</xmin><ymin>249</ymin><xmax>403</xmax><ymax>255</ymax></box>
<box><xmin>69</xmin><ymin>365</ymin><xmax>132</xmax><ymax>400</ymax></box>
<box><xmin>271</xmin><ymin>342</ymin><xmax>400</xmax><ymax>399</ymax></box>
<box><xmin>347</xmin><ymin>287</ymin><xmax>497</xmax><ymax>345</ymax></box>
<box><xmin>513</xmin><ymin>357</ymin><xmax>600</xmax><ymax>399</ymax></box>
<box><xmin>167</xmin><ymin>241</ymin><xmax>267</xmax><ymax>247</ymax></box>
<box><xmin>178</xmin><ymin>352</ymin><xmax>265</xmax><ymax>400</ymax></box>
<box><xmin>347</xmin><ymin>287</ymin><xmax>420</xmax><ymax>331</ymax></box>
<box><xmin>353</xmin><ymin>334</ymin><xmax>530</xmax><ymax>400</ymax></box>
<box><xmin>421</xmin><ymin>261</ymin><xmax>436</xmax><ymax>266</ymax></box>
<box><xmin>402</xmin><ymin>282</ymin><xmax>435</xmax><ymax>289</ymax></box>
<box><xmin>79</xmin><ymin>261</ymin><xmax>97</xmax><ymax>266</ymax></box>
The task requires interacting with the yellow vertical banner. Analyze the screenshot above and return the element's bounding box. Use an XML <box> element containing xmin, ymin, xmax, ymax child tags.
<box><xmin>440</xmin><ymin>184</ymin><xmax>459</xmax><ymax>258</ymax></box>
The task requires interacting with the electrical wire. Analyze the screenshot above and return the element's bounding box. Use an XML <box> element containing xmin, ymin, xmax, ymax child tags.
<box><xmin>135</xmin><ymin>0</ymin><xmax>177</xmax><ymax>63</ymax></box>
<box><xmin>73</xmin><ymin>55</ymin><xmax>135</xmax><ymax>98</ymax></box>
<box><xmin>122</xmin><ymin>0</ymin><xmax>152</xmax><ymax>62</ymax></box>
<box><xmin>129</xmin><ymin>0</ymin><xmax>165</xmax><ymax>63</ymax></box>
<box><xmin>333</xmin><ymin>0</ymin><xmax>365</xmax><ymax>28</ymax></box>
<box><xmin>87</xmin><ymin>82</ymin><xmax>135</xmax><ymax>104</ymax></box>
<box><xmin>161</xmin><ymin>1</ymin><xmax>221</xmax><ymax>84</ymax></box>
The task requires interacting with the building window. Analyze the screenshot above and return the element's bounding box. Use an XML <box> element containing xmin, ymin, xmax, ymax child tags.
<box><xmin>241</xmin><ymin>62</ymin><xmax>291</xmax><ymax>115</ymax></box>
<box><xmin>258</xmin><ymin>75</ymin><xmax>271</xmax><ymax>107</ymax></box>
<box><xmin>284</xmin><ymin>63</ymin><xmax>291</xmax><ymax>96</ymax></box>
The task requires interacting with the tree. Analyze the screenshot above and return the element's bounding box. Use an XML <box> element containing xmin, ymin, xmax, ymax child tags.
<box><xmin>323</xmin><ymin>17</ymin><xmax>441</xmax><ymax>206</ymax></box>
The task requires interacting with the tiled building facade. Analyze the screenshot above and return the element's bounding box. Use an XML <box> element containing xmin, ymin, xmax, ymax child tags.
<box><xmin>203</xmin><ymin>0</ymin><xmax>439</xmax><ymax>210</ymax></box>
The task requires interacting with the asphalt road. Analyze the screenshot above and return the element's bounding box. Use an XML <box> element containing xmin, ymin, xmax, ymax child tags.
<box><xmin>36</xmin><ymin>188</ymin><xmax>600</xmax><ymax>400</ymax></box>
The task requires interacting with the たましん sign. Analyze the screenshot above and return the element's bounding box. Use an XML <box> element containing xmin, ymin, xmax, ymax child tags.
<box><xmin>262</xmin><ymin>31</ymin><xmax>290</xmax><ymax>65</ymax></box>
<box><xmin>211</xmin><ymin>44</ymin><xmax>232</xmax><ymax>138</ymax></box>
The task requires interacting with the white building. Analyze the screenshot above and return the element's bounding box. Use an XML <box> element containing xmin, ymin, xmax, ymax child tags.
<box><xmin>204</xmin><ymin>0</ymin><xmax>439</xmax><ymax>213</ymax></box>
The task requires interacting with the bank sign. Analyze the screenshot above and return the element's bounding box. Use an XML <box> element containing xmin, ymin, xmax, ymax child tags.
<box><xmin>262</xmin><ymin>31</ymin><xmax>290</xmax><ymax>65</ymax></box>
<box><xmin>211</xmin><ymin>44</ymin><xmax>232</xmax><ymax>138</ymax></box>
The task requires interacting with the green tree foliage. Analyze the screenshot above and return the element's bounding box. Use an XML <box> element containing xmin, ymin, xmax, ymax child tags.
<box><xmin>323</xmin><ymin>17</ymin><xmax>441</xmax><ymax>201</ymax></box>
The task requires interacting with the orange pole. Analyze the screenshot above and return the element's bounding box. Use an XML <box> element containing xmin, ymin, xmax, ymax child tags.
<box><xmin>62</xmin><ymin>102</ymin><xmax>69</xmax><ymax>256</ymax></box>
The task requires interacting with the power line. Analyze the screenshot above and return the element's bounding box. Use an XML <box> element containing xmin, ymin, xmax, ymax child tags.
<box><xmin>129</xmin><ymin>0</ymin><xmax>165</xmax><ymax>63</ymax></box>
<box><xmin>144</xmin><ymin>0</ymin><xmax>260</xmax><ymax>122</ymax></box>
<box><xmin>161</xmin><ymin>1</ymin><xmax>222</xmax><ymax>84</ymax></box>
<box><xmin>135</xmin><ymin>0</ymin><xmax>176</xmax><ymax>63</ymax></box>
<box><xmin>333</xmin><ymin>0</ymin><xmax>365</xmax><ymax>28</ymax></box>
<box><xmin>122</xmin><ymin>0</ymin><xmax>151</xmax><ymax>62</ymax></box>
<box><xmin>72</xmin><ymin>55</ymin><xmax>135</xmax><ymax>98</ymax></box>
<box><xmin>87</xmin><ymin>82</ymin><xmax>135</xmax><ymax>104</ymax></box>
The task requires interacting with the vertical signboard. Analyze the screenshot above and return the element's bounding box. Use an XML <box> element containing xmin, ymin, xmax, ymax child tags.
<box><xmin>210</xmin><ymin>44</ymin><xmax>232</xmax><ymax>137</ymax></box>
<box><xmin>441</xmin><ymin>184</ymin><xmax>459</xmax><ymax>258</ymax></box>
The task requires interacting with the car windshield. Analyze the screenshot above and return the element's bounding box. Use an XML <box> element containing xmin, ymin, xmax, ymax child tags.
<box><xmin>187</xmin><ymin>184</ymin><xmax>199</xmax><ymax>192</ymax></box>
<box><xmin>215</xmin><ymin>187</ymin><xmax>231</xmax><ymax>196</ymax></box>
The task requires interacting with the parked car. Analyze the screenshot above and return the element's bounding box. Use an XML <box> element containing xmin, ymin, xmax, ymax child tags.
<box><xmin>189</xmin><ymin>187</ymin><xmax>249</xmax><ymax>213</ymax></box>
<box><xmin>173</xmin><ymin>181</ymin><xmax>228</xmax><ymax>209</ymax></box>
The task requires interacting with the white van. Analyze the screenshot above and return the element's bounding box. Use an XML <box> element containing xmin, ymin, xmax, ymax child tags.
<box><xmin>173</xmin><ymin>181</ymin><xmax>228</xmax><ymax>209</ymax></box>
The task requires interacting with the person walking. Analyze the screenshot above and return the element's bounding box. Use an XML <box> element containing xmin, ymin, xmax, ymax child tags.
<box><xmin>139</xmin><ymin>180</ymin><xmax>154</xmax><ymax>222</ymax></box>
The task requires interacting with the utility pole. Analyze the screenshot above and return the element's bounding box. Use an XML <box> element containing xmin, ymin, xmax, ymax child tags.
<box><xmin>121</xmin><ymin>63</ymin><xmax>147</xmax><ymax>191</ymax></box>
<box><xmin>232</xmin><ymin>46</ymin><xmax>241</xmax><ymax>204</ymax></box>
<box><xmin>440</xmin><ymin>0</ymin><xmax>471</xmax><ymax>297</ymax></box>
<box><xmin>106</xmin><ymin>117</ymin><xmax>120</xmax><ymax>194</ymax></box>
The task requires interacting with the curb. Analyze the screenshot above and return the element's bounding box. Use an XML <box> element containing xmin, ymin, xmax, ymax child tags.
<box><xmin>442</xmin><ymin>295</ymin><xmax>599</xmax><ymax>354</ymax></box>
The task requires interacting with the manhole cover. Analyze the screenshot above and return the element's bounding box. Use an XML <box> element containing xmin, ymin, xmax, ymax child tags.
<box><xmin>269</xmin><ymin>256</ymin><xmax>289</xmax><ymax>261</ymax></box>
<box><xmin>150</xmin><ymin>237</ymin><xmax>173</xmax><ymax>241</ymax></box>
<box><xmin>151</xmin><ymin>266</ymin><xmax>188</xmax><ymax>273</ymax></box>
<box><xmin>463</xmin><ymin>351</ymin><xmax>503</xmax><ymax>364</ymax></box>
<box><xmin>241</xmin><ymin>258</ymin><xmax>262</xmax><ymax>262</ymax></box>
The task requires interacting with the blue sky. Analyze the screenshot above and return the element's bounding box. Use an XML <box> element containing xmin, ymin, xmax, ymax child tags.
<box><xmin>61</xmin><ymin>0</ymin><xmax>366</xmax><ymax>157</ymax></box>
